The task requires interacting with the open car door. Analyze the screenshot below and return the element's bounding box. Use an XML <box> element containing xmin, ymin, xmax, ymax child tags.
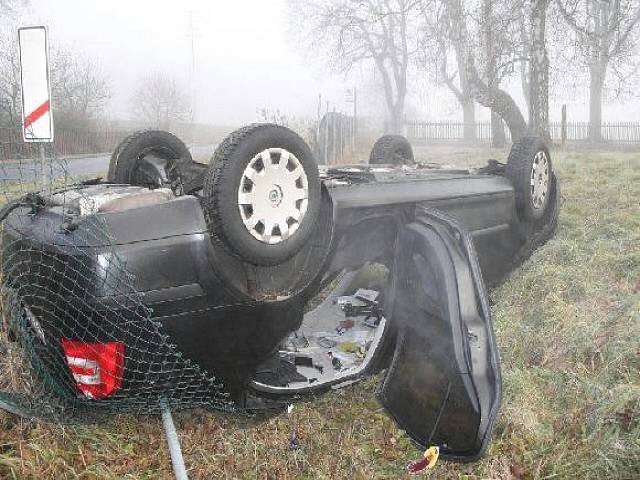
<box><xmin>379</xmin><ymin>206</ymin><xmax>502</xmax><ymax>462</ymax></box>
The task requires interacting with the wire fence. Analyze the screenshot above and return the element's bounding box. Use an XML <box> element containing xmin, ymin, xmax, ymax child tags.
<box><xmin>0</xmin><ymin>142</ymin><xmax>237</xmax><ymax>423</ymax></box>
<box><xmin>404</xmin><ymin>121</ymin><xmax>640</xmax><ymax>145</ymax></box>
<box><xmin>3</xmin><ymin>121</ymin><xmax>639</xmax><ymax>164</ymax></box>
<box><xmin>0</xmin><ymin>128</ymin><xmax>125</xmax><ymax>161</ymax></box>
<box><xmin>315</xmin><ymin>112</ymin><xmax>356</xmax><ymax>165</ymax></box>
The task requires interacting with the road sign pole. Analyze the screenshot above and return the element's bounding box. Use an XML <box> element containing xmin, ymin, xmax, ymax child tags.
<box><xmin>19</xmin><ymin>25</ymin><xmax>54</xmax><ymax>192</ymax></box>
<box><xmin>40</xmin><ymin>143</ymin><xmax>46</xmax><ymax>191</ymax></box>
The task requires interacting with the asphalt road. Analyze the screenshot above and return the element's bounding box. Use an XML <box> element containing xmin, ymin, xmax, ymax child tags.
<box><xmin>0</xmin><ymin>145</ymin><xmax>216</xmax><ymax>183</ymax></box>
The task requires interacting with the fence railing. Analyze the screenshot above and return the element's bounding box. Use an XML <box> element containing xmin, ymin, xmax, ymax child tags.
<box><xmin>404</xmin><ymin>122</ymin><xmax>509</xmax><ymax>144</ymax></box>
<box><xmin>405</xmin><ymin>121</ymin><xmax>640</xmax><ymax>145</ymax></box>
<box><xmin>0</xmin><ymin>128</ymin><xmax>126</xmax><ymax>161</ymax></box>
<box><xmin>4</xmin><ymin>121</ymin><xmax>639</xmax><ymax>161</ymax></box>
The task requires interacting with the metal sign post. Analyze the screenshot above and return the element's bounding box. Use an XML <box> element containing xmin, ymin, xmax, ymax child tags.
<box><xmin>160</xmin><ymin>400</ymin><xmax>189</xmax><ymax>480</ymax></box>
<box><xmin>346</xmin><ymin>87</ymin><xmax>357</xmax><ymax>153</ymax></box>
<box><xmin>18</xmin><ymin>26</ymin><xmax>54</xmax><ymax>190</ymax></box>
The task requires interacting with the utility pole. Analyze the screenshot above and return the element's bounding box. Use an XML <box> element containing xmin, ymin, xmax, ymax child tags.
<box><xmin>316</xmin><ymin>93</ymin><xmax>322</xmax><ymax>157</ymax></box>
<box><xmin>561</xmin><ymin>104</ymin><xmax>567</xmax><ymax>146</ymax></box>
<box><xmin>324</xmin><ymin>100</ymin><xmax>329</xmax><ymax>165</ymax></box>
<box><xmin>352</xmin><ymin>87</ymin><xmax>357</xmax><ymax>153</ymax></box>
<box><xmin>346</xmin><ymin>87</ymin><xmax>357</xmax><ymax>153</ymax></box>
<box><xmin>188</xmin><ymin>10</ymin><xmax>196</xmax><ymax>143</ymax></box>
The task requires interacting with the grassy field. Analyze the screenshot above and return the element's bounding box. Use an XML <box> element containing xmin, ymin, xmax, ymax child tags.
<box><xmin>0</xmin><ymin>146</ymin><xmax>638</xmax><ymax>479</ymax></box>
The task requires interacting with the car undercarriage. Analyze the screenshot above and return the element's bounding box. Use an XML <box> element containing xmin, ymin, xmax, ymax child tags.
<box><xmin>0</xmin><ymin>125</ymin><xmax>559</xmax><ymax>462</ymax></box>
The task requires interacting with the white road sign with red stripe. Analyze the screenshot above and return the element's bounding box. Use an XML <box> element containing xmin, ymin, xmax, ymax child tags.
<box><xmin>19</xmin><ymin>26</ymin><xmax>54</xmax><ymax>143</ymax></box>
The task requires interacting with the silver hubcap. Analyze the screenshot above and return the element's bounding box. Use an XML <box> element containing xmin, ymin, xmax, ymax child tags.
<box><xmin>238</xmin><ymin>148</ymin><xmax>309</xmax><ymax>244</ymax></box>
<box><xmin>530</xmin><ymin>151</ymin><xmax>550</xmax><ymax>210</ymax></box>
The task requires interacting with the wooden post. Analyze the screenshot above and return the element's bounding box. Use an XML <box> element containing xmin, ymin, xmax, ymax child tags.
<box><xmin>324</xmin><ymin>101</ymin><xmax>329</xmax><ymax>164</ymax></box>
<box><xmin>316</xmin><ymin>94</ymin><xmax>322</xmax><ymax>156</ymax></box>
<box><xmin>561</xmin><ymin>104</ymin><xmax>567</xmax><ymax>146</ymax></box>
<box><xmin>352</xmin><ymin>87</ymin><xmax>357</xmax><ymax>153</ymax></box>
<box><xmin>332</xmin><ymin>107</ymin><xmax>337</xmax><ymax>164</ymax></box>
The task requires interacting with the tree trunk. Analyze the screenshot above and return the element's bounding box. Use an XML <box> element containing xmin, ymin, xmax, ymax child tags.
<box><xmin>448</xmin><ymin>0</ymin><xmax>526</xmax><ymax>142</ymax></box>
<box><xmin>589</xmin><ymin>66</ymin><xmax>604</xmax><ymax>143</ymax></box>
<box><xmin>520</xmin><ymin>1</ymin><xmax>531</xmax><ymax>115</ymax></box>
<box><xmin>377</xmin><ymin>59</ymin><xmax>405</xmax><ymax>135</ymax></box>
<box><xmin>587</xmin><ymin>0</ymin><xmax>608</xmax><ymax>144</ymax></box>
<box><xmin>453</xmin><ymin>37</ymin><xmax>476</xmax><ymax>142</ymax></box>
<box><xmin>528</xmin><ymin>0</ymin><xmax>550</xmax><ymax>142</ymax></box>
<box><xmin>443</xmin><ymin>0</ymin><xmax>477</xmax><ymax>142</ymax></box>
<box><xmin>483</xmin><ymin>0</ymin><xmax>504</xmax><ymax>148</ymax></box>
<box><xmin>390</xmin><ymin>109</ymin><xmax>404</xmax><ymax>135</ymax></box>
<box><xmin>462</xmin><ymin>98</ymin><xmax>476</xmax><ymax>142</ymax></box>
<box><xmin>466</xmin><ymin>58</ymin><xmax>527</xmax><ymax>142</ymax></box>
<box><xmin>491</xmin><ymin>111</ymin><xmax>506</xmax><ymax>148</ymax></box>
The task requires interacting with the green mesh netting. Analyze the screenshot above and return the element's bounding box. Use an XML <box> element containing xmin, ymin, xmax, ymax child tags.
<box><xmin>0</xmin><ymin>141</ymin><xmax>236</xmax><ymax>422</ymax></box>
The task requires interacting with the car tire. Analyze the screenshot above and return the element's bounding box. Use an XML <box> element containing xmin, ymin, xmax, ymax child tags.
<box><xmin>108</xmin><ymin>130</ymin><xmax>198</xmax><ymax>195</ymax></box>
<box><xmin>369</xmin><ymin>135</ymin><xmax>415</xmax><ymax>165</ymax></box>
<box><xmin>202</xmin><ymin>124</ymin><xmax>321</xmax><ymax>266</ymax></box>
<box><xmin>505</xmin><ymin>136</ymin><xmax>553</xmax><ymax>221</ymax></box>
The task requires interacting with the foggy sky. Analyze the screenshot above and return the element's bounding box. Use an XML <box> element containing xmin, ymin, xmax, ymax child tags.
<box><xmin>9</xmin><ymin>0</ymin><xmax>640</xmax><ymax>126</ymax></box>
<box><xmin>17</xmin><ymin>0</ymin><xmax>348</xmax><ymax>125</ymax></box>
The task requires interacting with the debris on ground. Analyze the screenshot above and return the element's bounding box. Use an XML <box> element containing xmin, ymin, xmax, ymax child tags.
<box><xmin>407</xmin><ymin>446</ymin><xmax>439</xmax><ymax>475</ymax></box>
<box><xmin>288</xmin><ymin>431</ymin><xmax>301</xmax><ymax>451</ymax></box>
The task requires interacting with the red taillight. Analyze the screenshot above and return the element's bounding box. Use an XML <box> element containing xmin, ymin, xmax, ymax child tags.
<box><xmin>61</xmin><ymin>339</ymin><xmax>125</xmax><ymax>399</ymax></box>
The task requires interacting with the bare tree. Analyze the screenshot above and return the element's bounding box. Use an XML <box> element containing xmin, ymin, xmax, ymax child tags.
<box><xmin>527</xmin><ymin>0</ymin><xmax>551</xmax><ymax>140</ymax></box>
<box><xmin>0</xmin><ymin>34</ymin><xmax>111</xmax><ymax>129</ymax></box>
<box><xmin>435</xmin><ymin>0</ymin><xmax>553</xmax><ymax>143</ymax></box>
<box><xmin>0</xmin><ymin>1</ymin><xmax>28</xmax><ymax>127</ymax></box>
<box><xmin>555</xmin><ymin>0</ymin><xmax>640</xmax><ymax>141</ymax></box>
<box><xmin>131</xmin><ymin>74</ymin><xmax>190</xmax><ymax>129</ymax></box>
<box><xmin>0</xmin><ymin>34</ymin><xmax>21</xmax><ymax>127</ymax></box>
<box><xmin>475</xmin><ymin>0</ymin><xmax>550</xmax><ymax>142</ymax></box>
<box><xmin>50</xmin><ymin>48</ymin><xmax>111</xmax><ymax>129</ymax></box>
<box><xmin>443</xmin><ymin>0</ymin><xmax>529</xmax><ymax>142</ymax></box>
<box><xmin>420</xmin><ymin>0</ymin><xmax>477</xmax><ymax>141</ymax></box>
<box><xmin>289</xmin><ymin>0</ymin><xmax>422</xmax><ymax>133</ymax></box>
<box><xmin>0</xmin><ymin>0</ymin><xmax>28</xmax><ymax>18</ymax></box>
<box><xmin>478</xmin><ymin>0</ymin><xmax>522</xmax><ymax>146</ymax></box>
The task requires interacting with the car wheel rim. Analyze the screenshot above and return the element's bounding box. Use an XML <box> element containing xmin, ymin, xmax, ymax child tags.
<box><xmin>530</xmin><ymin>151</ymin><xmax>549</xmax><ymax>210</ymax></box>
<box><xmin>237</xmin><ymin>148</ymin><xmax>309</xmax><ymax>245</ymax></box>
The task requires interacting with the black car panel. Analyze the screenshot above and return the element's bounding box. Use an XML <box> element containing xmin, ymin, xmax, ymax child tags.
<box><xmin>379</xmin><ymin>207</ymin><xmax>500</xmax><ymax>461</ymax></box>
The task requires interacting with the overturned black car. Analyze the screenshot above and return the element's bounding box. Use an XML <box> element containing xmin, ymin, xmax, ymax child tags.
<box><xmin>0</xmin><ymin>124</ymin><xmax>559</xmax><ymax>462</ymax></box>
